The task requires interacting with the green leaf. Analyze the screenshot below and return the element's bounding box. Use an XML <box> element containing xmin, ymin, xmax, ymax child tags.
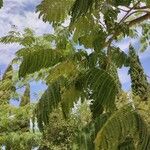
<box><xmin>46</xmin><ymin>60</ymin><xmax>78</xmax><ymax>84</ymax></box>
<box><xmin>75</xmin><ymin>113</ymin><xmax>110</xmax><ymax>150</ymax></box>
<box><xmin>146</xmin><ymin>0</ymin><xmax>150</xmax><ymax>6</ymax></box>
<box><xmin>70</xmin><ymin>0</ymin><xmax>97</xmax><ymax>23</ymax></box>
<box><xmin>70</xmin><ymin>14</ymin><xmax>101</xmax><ymax>47</ymax></box>
<box><xmin>0</xmin><ymin>0</ymin><xmax>3</xmax><ymax>8</ymax></box>
<box><xmin>61</xmin><ymin>84</ymin><xmax>81</xmax><ymax>118</ymax></box>
<box><xmin>0</xmin><ymin>65</ymin><xmax>15</xmax><ymax>104</ymax></box>
<box><xmin>78</xmin><ymin>29</ymin><xmax>106</xmax><ymax>51</ymax></box>
<box><xmin>0</xmin><ymin>35</ymin><xmax>21</xmax><ymax>44</ymax></box>
<box><xmin>18</xmin><ymin>48</ymin><xmax>63</xmax><ymax>78</ymax></box>
<box><xmin>20</xmin><ymin>84</ymin><xmax>30</xmax><ymax>106</ymax></box>
<box><xmin>140</xmin><ymin>23</ymin><xmax>150</xmax><ymax>52</ymax></box>
<box><xmin>118</xmin><ymin>137</ymin><xmax>135</xmax><ymax>150</ymax></box>
<box><xmin>103</xmin><ymin>7</ymin><xmax>118</xmax><ymax>34</ymax></box>
<box><xmin>85</xmin><ymin>68</ymin><xmax>118</xmax><ymax>116</ymax></box>
<box><xmin>88</xmin><ymin>52</ymin><xmax>98</xmax><ymax>68</ymax></box>
<box><xmin>36</xmin><ymin>0</ymin><xmax>73</xmax><ymax>25</ymax></box>
<box><xmin>113</xmin><ymin>0</ymin><xmax>132</xmax><ymax>6</ymax></box>
<box><xmin>36</xmin><ymin>82</ymin><xmax>61</xmax><ymax>131</ymax></box>
<box><xmin>93</xmin><ymin>30</ymin><xmax>107</xmax><ymax>52</ymax></box>
<box><xmin>95</xmin><ymin>105</ymin><xmax>150</xmax><ymax>150</ymax></box>
<box><xmin>20</xmin><ymin>36</ymin><xmax>35</xmax><ymax>47</ymax></box>
<box><xmin>112</xmin><ymin>47</ymin><xmax>129</xmax><ymax>68</ymax></box>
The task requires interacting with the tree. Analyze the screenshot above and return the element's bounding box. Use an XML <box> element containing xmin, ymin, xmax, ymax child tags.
<box><xmin>0</xmin><ymin>66</ymin><xmax>41</xmax><ymax>149</ymax></box>
<box><xmin>0</xmin><ymin>0</ymin><xmax>150</xmax><ymax>149</ymax></box>
<box><xmin>129</xmin><ymin>45</ymin><xmax>150</xmax><ymax>101</ymax></box>
<box><xmin>0</xmin><ymin>0</ymin><xmax>3</xmax><ymax>9</ymax></box>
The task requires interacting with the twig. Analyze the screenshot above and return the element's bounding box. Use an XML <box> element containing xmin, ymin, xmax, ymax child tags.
<box><xmin>127</xmin><ymin>6</ymin><xmax>149</xmax><ymax>10</ymax></box>
<box><xmin>99</xmin><ymin>20</ymin><xmax>107</xmax><ymax>30</ymax></box>
<box><xmin>128</xmin><ymin>12</ymin><xmax>150</xmax><ymax>26</ymax></box>
<box><xmin>119</xmin><ymin>1</ymin><xmax>141</xmax><ymax>24</ymax></box>
<box><xmin>123</xmin><ymin>10</ymin><xmax>150</xmax><ymax>23</ymax></box>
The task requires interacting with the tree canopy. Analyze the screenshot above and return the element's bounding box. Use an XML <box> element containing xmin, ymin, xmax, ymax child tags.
<box><xmin>0</xmin><ymin>0</ymin><xmax>150</xmax><ymax>149</ymax></box>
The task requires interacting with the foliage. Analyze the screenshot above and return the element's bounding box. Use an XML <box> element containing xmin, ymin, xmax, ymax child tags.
<box><xmin>40</xmin><ymin>101</ymin><xmax>92</xmax><ymax>150</ymax></box>
<box><xmin>0</xmin><ymin>103</ymin><xmax>41</xmax><ymax>149</ymax></box>
<box><xmin>20</xmin><ymin>84</ymin><xmax>30</xmax><ymax>106</ymax></box>
<box><xmin>40</xmin><ymin>108</ymin><xmax>77</xmax><ymax>150</ymax></box>
<box><xmin>85</xmin><ymin>68</ymin><xmax>118</xmax><ymax>118</ymax></box>
<box><xmin>18</xmin><ymin>48</ymin><xmax>64</xmax><ymax>78</ymax></box>
<box><xmin>0</xmin><ymin>64</ymin><xmax>41</xmax><ymax>149</ymax></box>
<box><xmin>129</xmin><ymin>45</ymin><xmax>150</xmax><ymax>101</ymax></box>
<box><xmin>36</xmin><ymin>82</ymin><xmax>61</xmax><ymax>131</ymax></box>
<box><xmin>140</xmin><ymin>22</ymin><xmax>150</xmax><ymax>51</ymax></box>
<box><xmin>36</xmin><ymin>0</ymin><xmax>74</xmax><ymax>26</ymax></box>
<box><xmin>0</xmin><ymin>0</ymin><xmax>3</xmax><ymax>9</ymax></box>
<box><xmin>95</xmin><ymin>105</ymin><xmax>150</xmax><ymax>150</ymax></box>
<box><xmin>0</xmin><ymin>0</ymin><xmax>150</xmax><ymax>149</ymax></box>
<box><xmin>35</xmin><ymin>0</ymin><xmax>150</xmax><ymax>148</ymax></box>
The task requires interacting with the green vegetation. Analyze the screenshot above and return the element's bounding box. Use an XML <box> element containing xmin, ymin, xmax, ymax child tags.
<box><xmin>0</xmin><ymin>0</ymin><xmax>150</xmax><ymax>149</ymax></box>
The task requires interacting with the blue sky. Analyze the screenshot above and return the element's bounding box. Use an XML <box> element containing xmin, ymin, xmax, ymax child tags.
<box><xmin>0</xmin><ymin>0</ymin><xmax>50</xmax><ymax>104</ymax></box>
<box><xmin>0</xmin><ymin>0</ymin><xmax>150</xmax><ymax>101</ymax></box>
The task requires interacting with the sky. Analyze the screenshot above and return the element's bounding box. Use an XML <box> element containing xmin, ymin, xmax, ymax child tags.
<box><xmin>0</xmin><ymin>0</ymin><xmax>150</xmax><ymax>102</ymax></box>
<box><xmin>0</xmin><ymin>0</ymin><xmax>50</xmax><ymax>104</ymax></box>
<box><xmin>0</xmin><ymin>0</ymin><xmax>51</xmax><ymax>68</ymax></box>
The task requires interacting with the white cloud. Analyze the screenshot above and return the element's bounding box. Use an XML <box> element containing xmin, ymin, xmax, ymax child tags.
<box><xmin>3</xmin><ymin>0</ymin><xmax>41</xmax><ymax>10</ymax></box>
<box><xmin>0</xmin><ymin>43</ymin><xmax>21</xmax><ymax>65</ymax></box>
<box><xmin>7</xmin><ymin>11</ymin><xmax>53</xmax><ymax>35</ymax></box>
<box><xmin>0</xmin><ymin>0</ymin><xmax>52</xmax><ymax>36</ymax></box>
<box><xmin>0</xmin><ymin>0</ymin><xmax>53</xmax><ymax>66</ymax></box>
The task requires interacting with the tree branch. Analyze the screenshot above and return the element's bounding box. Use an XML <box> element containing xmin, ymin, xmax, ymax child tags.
<box><xmin>123</xmin><ymin>10</ymin><xmax>150</xmax><ymax>21</ymax></box>
<box><xmin>101</xmin><ymin>2</ymin><xmax>150</xmax><ymax>52</ymax></box>
<box><xmin>119</xmin><ymin>1</ymin><xmax>141</xmax><ymax>24</ymax></box>
<box><xmin>128</xmin><ymin>6</ymin><xmax>149</xmax><ymax>10</ymax></box>
<box><xmin>128</xmin><ymin>13</ymin><xmax>150</xmax><ymax>26</ymax></box>
<box><xmin>104</xmin><ymin>12</ymin><xmax>150</xmax><ymax>49</ymax></box>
